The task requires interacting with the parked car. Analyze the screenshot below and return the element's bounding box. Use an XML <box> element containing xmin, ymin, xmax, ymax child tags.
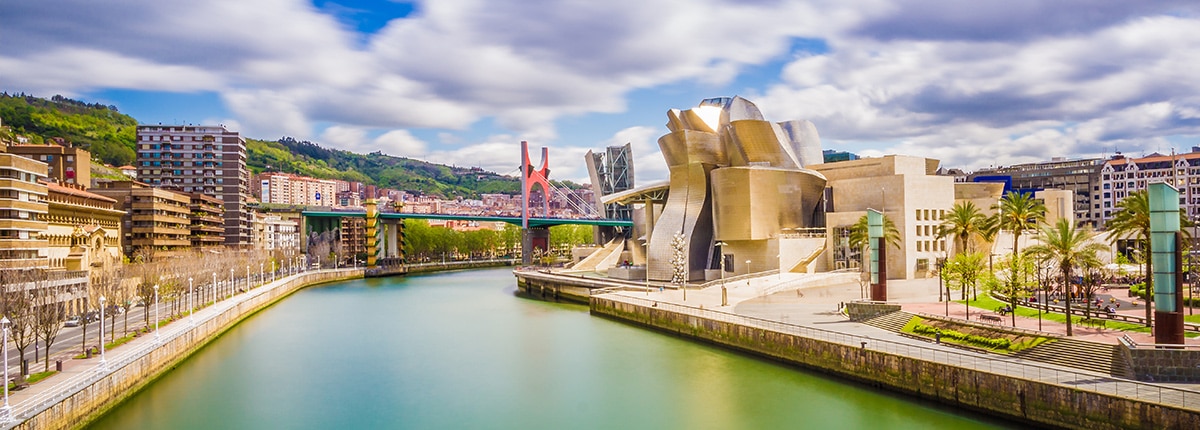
<box><xmin>64</xmin><ymin>316</ymin><xmax>81</xmax><ymax>327</ymax></box>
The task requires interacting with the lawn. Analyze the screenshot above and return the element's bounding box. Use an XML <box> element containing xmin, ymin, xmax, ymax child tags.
<box><xmin>900</xmin><ymin>315</ymin><xmax>1053</xmax><ymax>354</ymax></box>
<box><xmin>956</xmin><ymin>294</ymin><xmax>1166</xmax><ymax>335</ymax></box>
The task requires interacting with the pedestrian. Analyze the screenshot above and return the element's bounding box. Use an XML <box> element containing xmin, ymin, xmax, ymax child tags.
<box><xmin>935</xmin><ymin>330</ymin><xmax>941</xmax><ymax>344</ymax></box>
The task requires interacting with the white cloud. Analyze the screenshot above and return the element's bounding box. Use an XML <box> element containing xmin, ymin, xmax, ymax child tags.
<box><xmin>2</xmin><ymin>0</ymin><xmax>1200</xmax><ymax>177</ymax></box>
<box><xmin>374</xmin><ymin>130</ymin><xmax>428</xmax><ymax>157</ymax></box>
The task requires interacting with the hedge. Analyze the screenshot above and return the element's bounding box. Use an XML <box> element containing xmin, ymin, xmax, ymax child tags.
<box><xmin>911</xmin><ymin>323</ymin><xmax>1012</xmax><ymax>350</ymax></box>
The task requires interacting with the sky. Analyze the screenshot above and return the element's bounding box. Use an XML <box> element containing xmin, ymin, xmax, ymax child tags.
<box><xmin>3</xmin><ymin>0</ymin><xmax>1200</xmax><ymax>184</ymax></box>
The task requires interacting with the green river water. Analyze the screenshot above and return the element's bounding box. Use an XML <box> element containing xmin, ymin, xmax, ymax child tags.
<box><xmin>88</xmin><ymin>267</ymin><xmax>1015</xmax><ymax>429</ymax></box>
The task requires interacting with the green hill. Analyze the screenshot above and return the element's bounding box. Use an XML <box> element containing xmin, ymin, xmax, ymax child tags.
<box><xmin>248</xmin><ymin>137</ymin><xmax>523</xmax><ymax>198</ymax></box>
<box><xmin>0</xmin><ymin>93</ymin><xmax>563</xmax><ymax>198</ymax></box>
<box><xmin>0</xmin><ymin>93</ymin><xmax>137</xmax><ymax>166</ymax></box>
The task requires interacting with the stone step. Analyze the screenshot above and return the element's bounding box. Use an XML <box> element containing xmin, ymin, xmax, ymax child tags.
<box><xmin>1012</xmin><ymin>337</ymin><xmax>1121</xmax><ymax>377</ymax></box>
<box><xmin>861</xmin><ymin>311</ymin><xmax>914</xmax><ymax>333</ymax></box>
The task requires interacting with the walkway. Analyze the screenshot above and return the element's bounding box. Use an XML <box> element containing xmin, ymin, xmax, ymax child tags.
<box><xmin>0</xmin><ymin>268</ymin><xmax>348</xmax><ymax>428</ymax></box>
<box><xmin>599</xmin><ymin>273</ymin><xmax>1200</xmax><ymax>412</ymax></box>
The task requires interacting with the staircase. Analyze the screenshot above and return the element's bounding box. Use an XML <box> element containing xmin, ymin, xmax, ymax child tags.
<box><xmin>861</xmin><ymin>311</ymin><xmax>915</xmax><ymax>333</ymax></box>
<box><xmin>1011</xmin><ymin>337</ymin><xmax>1129</xmax><ymax>377</ymax></box>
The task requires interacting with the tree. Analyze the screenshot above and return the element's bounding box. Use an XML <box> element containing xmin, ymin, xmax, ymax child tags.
<box><xmin>989</xmin><ymin>252</ymin><xmax>1037</xmax><ymax>326</ymax></box>
<box><xmin>995</xmin><ymin>191</ymin><xmax>1046</xmax><ymax>258</ymax></box>
<box><xmin>1105</xmin><ymin>190</ymin><xmax>1191</xmax><ymax>327</ymax></box>
<box><xmin>1</xmin><ymin>270</ymin><xmax>36</xmax><ymax>373</ymax></box>
<box><xmin>945</xmin><ymin>251</ymin><xmax>986</xmax><ymax>300</ymax></box>
<box><xmin>32</xmin><ymin>281</ymin><xmax>65</xmax><ymax>372</ymax></box>
<box><xmin>848</xmin><ymin>213</ymin><xmax>902</xmax><ymax>252</ymax></box>
<box><xmin>1027</xmin><ymin>219</ymin><xmax>1107</xmax><ymax>336</ymax></box>
<box><xmin>938</xmin><ymin>202</ymin><xmax>988</xmax><ymax>255</ymax></box>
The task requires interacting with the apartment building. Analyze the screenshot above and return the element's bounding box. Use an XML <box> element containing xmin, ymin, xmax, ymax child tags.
<box><xmin>92</xmin><ymin>181</ymin><xmax>192</xmax><ymax>257</ymax></box>
<box><xmin>5</xmin><ymin>139</ymin><xmax>91</xmax><ymax>186</ymax></box>
<box><xmin>0</xmin><ymin>153</ymin><xmax>49</xmax><ymax>268</ymax></box>
<box><xmin>256</xmin><ymin>172</ymin><xmax>338</xmax><ymax>206</ymax></box>
<box><xmin>967</xmin><ymin>157</ymin><xmax>1105</xmax><ymax>228</ymax></box>
<box><xmin>135</xmin><ymin>125</ymin><xmax>251</xmax><ymax>246</ymax></box>
<box><xmin>1098</xmin><ymin>149</ymin><xmax>1200</xmax><ymax>225</ymax></box>
<box><xmin>253</xmin><ymin>214</ymin><xmax>299</xmax><ymax>251</ymax></box>
<box><xmin>189</xmin><ymin>192</ymin><xmax>225</xmax><ymax>248</ymax></box>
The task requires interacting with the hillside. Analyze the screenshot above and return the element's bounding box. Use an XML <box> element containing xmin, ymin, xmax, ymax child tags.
<box><xmin>248</xmin><ymin>137</ymin><xmax>523</xmax><ymax>198</ymax></box>
<box><xmin>0</xmin><ymin>93</ymin><xmax>137</xmax><ymax>166</ymax></box>
<box><xmin>0</xmin><ymin>94</ymin><xmax>553</xmax><ymax>198</ymax></box>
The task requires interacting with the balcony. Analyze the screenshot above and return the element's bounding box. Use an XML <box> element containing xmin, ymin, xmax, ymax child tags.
<box><xmin>0</xmin><ymin>219</ymin><xmax>48</xmax><ymax>231</ymax></box>
<box><xmin>130</xmin><ymin>226</ymin><xmax>191</xmax><ymax>236</ymax></box>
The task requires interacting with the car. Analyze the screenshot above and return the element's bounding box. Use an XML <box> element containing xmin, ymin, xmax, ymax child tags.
<box><xmin>64</xmin><ymin>316</ymin><xmax>81</xmax><ymax>327</ymax></box>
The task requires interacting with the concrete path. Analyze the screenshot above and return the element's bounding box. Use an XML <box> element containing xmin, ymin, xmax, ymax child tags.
<box><xmin>604</xmin><ymin>271</ymin><xmax>1200</xmax><ymax>408</ymax></box>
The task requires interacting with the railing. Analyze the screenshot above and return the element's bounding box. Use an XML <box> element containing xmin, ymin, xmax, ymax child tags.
<box><xmin>601</xmin><ymin>294</ymin><xmax>1200</xmax><ymax>411</ymax></box>
<box><xmin>991</xmin><ymin>292</ymin><xmax>1200</xmax><ymax>332</ymax></box>
<box><xmin>778</xmin><ymin>227</ymin><xmax>827</xmax><ymax>238</ymax></box>
<box><xmin>0</xmin><ymin>266</ymin><xmax>350</xmax><ymax>429</ymax></box>
<box><xmin>1121</xmin><ymin>334</ymin><xmax>1200</xmax><ymax>350</ymax></box>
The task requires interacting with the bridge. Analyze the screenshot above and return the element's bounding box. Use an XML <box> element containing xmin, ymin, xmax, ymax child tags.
<box><xmin>301</xmin><ymin>211</ymin><xmax>634</xmax><ymax>228</ymax></box>
<box><xmin>298</xmin><ymin>141</ymin><xmax>633</xmax><ymax>272</ymax></box>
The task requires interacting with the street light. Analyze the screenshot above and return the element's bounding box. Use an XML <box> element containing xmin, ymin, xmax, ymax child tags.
<box><xmin>229</xmin><ymin>268</ymin><xmax>234</xmax><ymax>299</ymax></box>
<box><xmin>246</xmin><ymin>265</ymin><xmax>250</xmax><ymax>293</ymax></box>
<box><xmin>715</xmin><ymin>241</ymin><xmax>728</xmax><ymax>306</ymax></box>
<box><xmin>188</xmin><ymin>277</ymin><xmax>195</xmax><ymax>327</ymax></box>
<box><xmin>153</xmin><ymin>284</ymin><xmax>160</xmax><ymax>343</ymax></box>
<box><xmin>260</xmin><ymin>262</ymin><xmax>264</xmax><ymax>286</ymax></box>
<box><xmin>98</xmin><ymin>296</ymin><xmax>107</xmax><ymax>370</ymax></box>
<box><xmin>212</xmin><ymin>272</ymin><xmax>217</xmax><ymax>305</ymax></box>
<box><xmin>2</xmin><ymin>316</ymin><xmax>11</xmax><ymax>422</ymax></box>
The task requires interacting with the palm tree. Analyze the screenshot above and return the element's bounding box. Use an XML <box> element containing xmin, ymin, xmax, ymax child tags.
<box><xmin>1027</xmin><ymin>219</ymin><xmax>1107</xmax><ymax>336</ymax></box>
<box><xmin>1105</xmin><ymin>190</ymin><xmax>1192</xmax><ymax>326</ymax></box>
<box><xmin>848</xmin><ymin>213</ymin><xmax>901</xmax><ymax>252</ymax></box>
<box><xmin>995</xmin><ymin>191</ymin><xmax>1047</xmax><ymax>257</ymax></box>
<box><xmin>995</xmin><ymin>192</ymin><xmax>1046</xmax><ymax>325</ymax></box>
<box><xmin>1106</xmin><ymin>190</ymin><xmax>1151</xmax><ymax>326</ymax></box>
<box><xmin>938</xmin><ymin>201</ymin><xmax>987</xmax><ymax>255</ymax></box>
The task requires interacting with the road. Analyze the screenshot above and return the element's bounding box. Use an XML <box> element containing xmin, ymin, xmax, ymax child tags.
<box><xmin>3</xmin><ymin>272</ymin><xmax>276</xmax><ymax>377</ymax></box>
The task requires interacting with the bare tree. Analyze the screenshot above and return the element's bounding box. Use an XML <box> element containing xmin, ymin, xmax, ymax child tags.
<box><xmin>0</xmin><ymin>270</ymin><xmax>35</xmax><ymax>374</ymax></box>
<box><xmin>32</xmin><ymin>279</ymin><xmax>65</xmax><ymax>372</ymax></box>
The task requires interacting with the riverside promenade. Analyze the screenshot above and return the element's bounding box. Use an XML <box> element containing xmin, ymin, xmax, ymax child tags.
<box><xmin>576</xmin><ymin>271</ymin><xmax>1200</xmax><ymax>429</ymax></box>
<box><xmin>0</xmin><ymin>267</ymin><xmax>363</xmax><ymax>430</ymax></box>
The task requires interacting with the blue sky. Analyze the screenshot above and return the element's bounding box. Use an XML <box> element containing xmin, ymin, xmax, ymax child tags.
<box><xmin>3</xmin><ymin>1</ymin><xmax>1200</xmax><ymax>183</ymax></box>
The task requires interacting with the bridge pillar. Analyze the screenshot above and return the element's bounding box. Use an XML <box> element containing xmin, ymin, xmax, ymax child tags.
<box><xmin>365</xmin><ymin>200</ymin><xmax>380</xmax><ymax>268</ymax></box>
<box><xmin>383</xmin><ymin>220</ymin><xmax>399</xmax><ymax>258</ymax></box>
<box><xmin>521</xmin><ymin>227</ymin><xmax>550</xmax><ymax>265</ymax></box>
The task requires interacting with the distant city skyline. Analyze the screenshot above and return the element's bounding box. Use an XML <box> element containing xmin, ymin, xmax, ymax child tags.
<box><xmin>3</xmin><ymin>1</ymin><xmax>1200</xmax><ymax>183</ymax></box>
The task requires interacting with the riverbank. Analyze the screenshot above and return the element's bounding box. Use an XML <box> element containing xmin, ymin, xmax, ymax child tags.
<box><xmin>4</xmin><ymin>269</ymin><xmax>362</xmax><ymax>430</ymax></box>
<box><xmin>593</xmin><ymin>293</ymin><xmax>1200</xmax><ymax>428</ymax></box>
<box><xmin>514</xmin><ymin>270</ymin><xmax>1200</xmax><ymax>429</ymax></box>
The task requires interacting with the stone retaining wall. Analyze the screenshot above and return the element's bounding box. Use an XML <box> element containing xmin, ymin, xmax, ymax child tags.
<box><xmin>17</xmin><ymin>270</ymin><xmax>361</xmax><ymax>430</ymax></box>
<box><xmin>845</xmin><ymin>301</ymin><xmax>900</xmax><ymax>321</ymax></box>
<box><xmin>591</xmin><ymin>296</ymin><xmax>1200</xmax><ymax>430</ymax></box>
<box><xmin>1125</xmin><ymin>346</ymin><xmax>1200</xmax><ymax>383</ymax></box>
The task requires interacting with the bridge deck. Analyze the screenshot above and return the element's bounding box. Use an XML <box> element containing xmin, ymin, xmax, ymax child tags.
<box><xmin>301</xmin><ymin>211</ymin><xmax>632</xmax><ymax>227</ymax></box>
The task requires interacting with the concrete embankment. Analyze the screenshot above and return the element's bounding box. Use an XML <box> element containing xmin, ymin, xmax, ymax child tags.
<box><xmin>15</xmin><ymin>269</ymin><xmax>362</xmax><ymax>430</ymax></box>
<box><xmin>591</xmin><ymin>295</ymin><xmax>1200</xmax><ymax>430</ymax></box>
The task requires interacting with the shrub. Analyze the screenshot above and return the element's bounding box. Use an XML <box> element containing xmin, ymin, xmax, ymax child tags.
<box><xmin>910</xmin><ymin>323</ymin><xmax>1011</xmax><ymax>350</ymax></box>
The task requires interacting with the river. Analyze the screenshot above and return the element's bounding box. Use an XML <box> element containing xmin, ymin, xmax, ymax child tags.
<box><xmin>89</xmin><ymin>267</ymin><xmax>1014</xmax><ymax>429</ymax></box>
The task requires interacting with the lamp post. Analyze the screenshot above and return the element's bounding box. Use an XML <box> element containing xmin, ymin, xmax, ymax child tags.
<box><xmin>777</xmin><ymin>254</ymin><xmax>782</xmax><ymax>281</ymax></box>
<box><xmin>98</xmin><ymin>296</ymin><xmax>107</xmax><ymax>370</ymax></box>
<box><xmin>188</xmin><ymin>277</ymin><xmax>195</xmax><ymax>327</ymax></box>
<box><xmin>715</xmin><ymin>241</ymin><xmax>728</xmax><ymax>306</ymax></box>
<box><xmin>212</xmin><ymin>272</ymin><xmax>217</xmax><ymax>305</ymax></box>
<box><xmin>2</xmin><ymin>316</ymin><xmax>11</xmax><ymax>422</ymax></box>
<box><xmin>246</xmin><ymin>265</ymin><xmax>250</xmax><ymax>293</ymax></box>
<box><xmin>229</xmin><ymin>268</ymin><xmax>234</xmax><ymax>299</ymax></box>
<box><xmin>260</xmin><ymin>262</ymin><xmax>264</xmax><ymax>286</ymax></box>
<box><xmin>153</xmin><ymin>284</ymin><xmax>160</xmax><ymax>343</ymax></box>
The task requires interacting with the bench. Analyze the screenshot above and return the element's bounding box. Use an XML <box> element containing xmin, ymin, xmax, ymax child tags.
<box><xmin>979</xmin><ymin>314</ymin><xmax>1003</xmax><ymax>323</ymax></box>
<box><xmin>9</xmin><ymin>375</ymin><xmax>28</xmax><ymax>391</ymax></box>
